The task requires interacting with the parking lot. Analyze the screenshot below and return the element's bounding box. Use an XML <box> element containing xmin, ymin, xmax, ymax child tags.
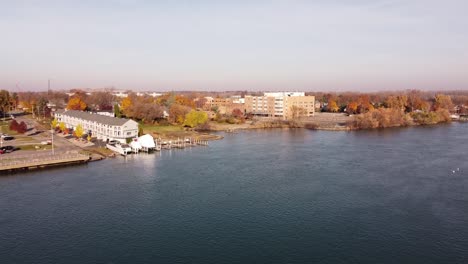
<box><xmin>0</xmin><ymin>116</ymin><xmax>82</xmax><ymax>158</ymax></box>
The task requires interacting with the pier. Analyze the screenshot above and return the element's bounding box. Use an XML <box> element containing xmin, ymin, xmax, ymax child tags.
<box><xmin>0</xmin><ymin>152</ymin><xmax>90</xmax><ymax>173</ymax></box>
<box><xmin>156</xmin><ymin>138</ymin><xmax>209</xmax><ymax>150</ymax></box>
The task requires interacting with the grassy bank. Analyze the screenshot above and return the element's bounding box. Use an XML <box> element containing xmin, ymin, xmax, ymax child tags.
<box><xmin>18</xmin><ymin>144</ymin><xmax>53</xmax><ymax>151</ymax></box>
<box><xmin>141</xmin><ymin>123</ymin><xmax>222</xmax><ymax>140</ymax></box>
<box><xmin>0</xmin><ymin>121</ymin><xmax>18</xmax><ymax>135</ymax></box>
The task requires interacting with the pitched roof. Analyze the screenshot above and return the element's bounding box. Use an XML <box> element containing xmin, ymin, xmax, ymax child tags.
<box><xmin>61</xmin><ymin>110</ymin><xmax>135</xmax><ymax>126</ymax></box>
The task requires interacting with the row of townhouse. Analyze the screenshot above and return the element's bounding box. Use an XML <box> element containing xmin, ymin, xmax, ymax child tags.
<box><xmin>55</xmin><ymin>110</ymin><xmax>139</xmax><ymax>143</ymax></box>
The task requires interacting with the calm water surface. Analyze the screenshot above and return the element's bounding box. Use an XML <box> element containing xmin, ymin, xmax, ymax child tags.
<box><xmin>1</xmin><ymin>123</ymin><xmax>468</xmax><ymax>264</ymax></box>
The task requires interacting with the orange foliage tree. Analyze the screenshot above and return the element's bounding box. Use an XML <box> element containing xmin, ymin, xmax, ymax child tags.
<box><xmin>346</xmin><ymin>101</ymin><xmax>358</xmax><ymax>114</ymax></box>
<box><xmin>327</xmin><ymin>99</ymin><xmax>339</xmax><ymax>112</ymax></box>
<box><xmin>67</xmin><ymin>97</ymin><xmax>87</xmax><ymax>110</ymax></box>
<box><xmin>175</xmin><ymin>95</ymin><xmax>196</xmax><ymax>108</ymax></box>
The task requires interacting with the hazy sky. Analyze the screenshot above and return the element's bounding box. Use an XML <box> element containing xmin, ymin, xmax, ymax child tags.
<box><xmin>1</xmin><ymin>0</ymin><xmax>467</xmax><ymax>91</ymax></box>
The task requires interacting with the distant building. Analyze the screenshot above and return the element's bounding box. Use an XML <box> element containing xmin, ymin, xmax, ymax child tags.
<box><xmin>210</xmin><ymin>97</ymin><xmax>245</xmax><ymax>115</ymax></box>
<box><xmin>95</xmin><ymin>111</ymin><xmax>115</xmax><ymax>117</ymax></box>
<box><xmin>245</xmin><ymin>92</ymin><xmax>315</xmax><ymax>119</ymax></box>
<box><xmin>55</xmin><ymin>110</ymin><xmax>139</xmax><ymax>143</ymax></box>
<box><xmin>112</xmin><ymin>91</ymin><xmax>129</xmax><ymax>98</ymax></box>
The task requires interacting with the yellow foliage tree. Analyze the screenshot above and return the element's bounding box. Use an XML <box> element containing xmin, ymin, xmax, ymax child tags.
<box><xmin>183</xmin><ymin>110</ymin><xmax>208</xmax><ymax>127</ymax></box>
<box><xmin>51</xmin><ymin>118</ymin><xmax>58</xmax><ymax>129</ymax></box>
<box><xmin>75</xmin><ymin>124</ymin><xmax>84</xmax><ymax>139</ymax></box>
<box><xmin>121</xmin><ymin>97</ymin><xmax>133</xmax><ymax>112</ymax></box>
<box><xmin>67</xmin><ymin>97</ymin><xmax>87</xmax><ymax>110</ymax></box>
<box><xmin>59</xmin><ymin>122</ymin><xmax>66</xmax><ymax>132</ymax></box>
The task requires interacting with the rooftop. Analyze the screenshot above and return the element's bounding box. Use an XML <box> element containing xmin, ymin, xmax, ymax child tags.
<box><xmin>59</xmin><ymin>110</ymin><xmax>133</xmax><ymax>126</ymax></box>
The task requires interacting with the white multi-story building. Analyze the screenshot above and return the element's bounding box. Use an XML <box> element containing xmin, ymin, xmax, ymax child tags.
<box><xmin>55</xmin><ymin>110</ymin><xmax>139</xmax><ymax>143</ymax></box>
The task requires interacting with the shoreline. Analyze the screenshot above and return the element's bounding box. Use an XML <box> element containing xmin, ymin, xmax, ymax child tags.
<box><xmin>1</xmin><ymin>120</ymin><xmax>464</xmax><ymax>174</ymax></box>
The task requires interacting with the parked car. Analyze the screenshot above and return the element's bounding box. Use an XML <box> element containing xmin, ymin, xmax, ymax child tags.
<box><xmin>1</xmin><ymin>134</ymin><xmax>14</xmax><ymax>140</ymax></box>
<box><xmin>0</xmin><ymin>146</ymin><xmax>18</xmax><ymax>153</ymax></box>
<box><xmin>108</xmin><ymin>140</ymin><xmax>119</xmax><ymax>145</ymax></box>
<box><xmin>40</xmin><ymin>140</ymin><xmax>52</xmax><ymax>145</ymax></box>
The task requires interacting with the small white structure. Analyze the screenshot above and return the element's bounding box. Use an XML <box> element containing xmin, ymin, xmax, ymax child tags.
<box><xmin>138</xmin><ymin>134</ymin><xmax>157</xmax><ymax>151</ymax></box>
<box><xmin>130</xmin><ymin>138</ymin><xmax>142</xmax><ymax>153</ymax></box>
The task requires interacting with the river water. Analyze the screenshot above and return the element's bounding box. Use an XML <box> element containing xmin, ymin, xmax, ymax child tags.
<box><xmin>1</xmin><ymin>123</ymin><xmax>467</xmax><ymax>263</ymax></box>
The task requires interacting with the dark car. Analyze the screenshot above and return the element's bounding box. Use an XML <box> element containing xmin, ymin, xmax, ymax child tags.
<box><xmin>0</xmin><ymin>146</ymin><xmax>18</xmax><ymax>153</ymax></box>
<box><xmin>2</xmin><ymin>136</ymin><xmax>14</xmax><ymax>140</ymax></box>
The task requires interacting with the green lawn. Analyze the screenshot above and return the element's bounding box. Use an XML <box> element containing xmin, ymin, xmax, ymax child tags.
<box><xmin>17</xmin><ymin>144</ymin><xmax>53</xmax><ymax>151</ymax></box>
<box><xmin>141</xmin><ymin>124</ymin><xmax>184</xmax><ymax>134</ymax></box>
<box><xmin>0</xmin><ymin>121</ymin><xmax>18</xmax><ymax>135</ymax></box>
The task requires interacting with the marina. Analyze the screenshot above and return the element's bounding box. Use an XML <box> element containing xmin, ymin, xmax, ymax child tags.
<box><xmin>106</xmin><ymin>134</ymin><xmax>210</xmax><ymax>156</ymax></box>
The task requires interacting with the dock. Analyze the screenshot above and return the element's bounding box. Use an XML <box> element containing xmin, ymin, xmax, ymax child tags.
<box><xmin>156</xmin><ymin>138</ymin><xmax>209</xmax><ymax>150</ymax></box>
<box><xmin>0</xmin><ymin>153</ymin><xmax>90</xmax><ymax>173</ymax></box>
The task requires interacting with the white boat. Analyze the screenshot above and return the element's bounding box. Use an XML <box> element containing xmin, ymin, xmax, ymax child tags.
<box><xmin>106</xmin><ymin>142</ymin><xmax>132</xmax><ymax>156</ymax></box>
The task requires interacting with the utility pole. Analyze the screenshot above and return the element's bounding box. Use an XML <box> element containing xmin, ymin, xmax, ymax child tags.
<box><xmin>51</xmin><ymin>124</ymin><xmax>54</xmax><ymax>155</ymax></box>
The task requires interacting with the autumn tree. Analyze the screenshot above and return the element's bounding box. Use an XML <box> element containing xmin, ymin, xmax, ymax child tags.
<box><xmin>433</xmin><ymin>94</ymin><xmax>453</xmax><ymax>111</ymax></box>
<box><xmin>327</xmin><ymin>99</ymin><xmax>339</xmax><ymax>112</ymax></box>
<box><xmin>0</xmin><ymin>90</ymin><xmax>11</xmax><ymax>117</ymax></box>
<box><xmin>406</xmin><ymin>90</ymin><xmax>425</xmax><ymax>112</ymax></box>
<box><xmin>17</xmin><ymin>121</ymin><xmax>28</xmax><ymax>133</ymax></box>
<box><xmin>11</xmin><ymin>92</ymin><xmax>18</xmax><ymax>110</ymax></box>
<box><xmin>59</xmin><ymin>122</ymin><xmax>66</xmax><ymax>132</ymax></box>
<box><xmin>346</xmin><ymin>101</ymin><xmax>358</xmax><ymax>114</ymax></box>
<box><xmin>232</xmin><ymin>108</ymin><xmax>244</xmax><ymax>119</ymax></box>
<box><xmin>156</xmin><ymin>93</ymin><xmax>176</xmax><ymax>107</ymax></box>
<box><xmin>385</xmin><ymin>95</ymin><xmax>408</xmax><ymax>110</ymax></box>
<box><xmin>10</xmin><ymin>119</ymin><xmax>26</xmax><ymax>133</ymax></box>
<box><xmin>18</xmin><ymin>91</ymin><xmax>36</xmax><ymax>113</ymax></box>
<box><xmin>51</xmin><ymin>118</ymin><xmax>58</xmax><ymax>129</ymax></box>
<box><xmin>9</xmin><ymin>119</ymin><xmax>19</xmax><ymax>131</ymax></box>
<box><xmin>183</xmin><ymin>110</ymin><xmax>208</xmax><ymax>128</ymax></box>
<box><xmin>290</xmin><ymin>106</ymin><xmax>307</xmax><ymax>119</ymax></box>
<box><xmin>169</xmin><ymin>104</ymin><xmax>191</xmax><ymax>124</ymax></box>
<box><xmin>75</xmin><ymin>124</ymin><xmax>84</xmax><ymax>139</ymax></box>
<box><xmin>195</xmin><ymin>97</ymin><xmax>208</xmax><ymax>109</ymax></box>
<box><xmin>46</xmin><ymin>91</ymin><xmax>68</xmax><ymax>108</ymax></box>
<box><xmin>120</xmin><ymin>93</ymin><xmax>137</xmax><ymax>114</ymax></box>
<box><xmin>357</xmin><ymin>95</ymin><xmax>374</xmax><ymax>113</ymax></box>
<box><xmin>33</xmin><ymin>97</ymin><xmax>49</xmax><ymax>119</ymax></box>
<box><xmin>67</xmin><ymin>97</ymin><xmax>87</xmax><ymax>110</ymax></box>
<box><xmin>87</xmin><ymin>91</ymin><xmax>115</xmax><ymax>110</ymax></box>
<box><xmin>175</xmin><ymin>95</ymin><xmax>196</xmax><ymax>108</ymax></box>
<box><xmin>131</xmin><ymin>103</ymin><xmax>164</xmax><ymax>122</ymax></box>
<box><xmin>354</xmin><ymin>108</ymin><xmax>411</xmax><ymax>129</ymax></box>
